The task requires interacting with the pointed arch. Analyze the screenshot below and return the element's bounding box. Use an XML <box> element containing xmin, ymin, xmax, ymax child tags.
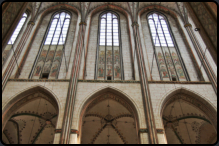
<box><xmin>87</xmin><ymin>4</ymin><xmax>130</xmax><ymax>20</ymax></box>
<box><xmin>138</xmin><ymin>4</ymin><xmax>179</xmax><ymax>20</ymax></box>
<box><xmin>2</xmin><ymin>85</ymin><xmax>60</xmax><ymax>131</ymax></box>
<box><xmin>158</xmin><ymin>87</ymin><xmax>217</xmax><ymax>130</ymax></box>
<box><xmin>77</xmin><ymin>86</ymin><xmax>141</xmax><ymax>143</ymax></box>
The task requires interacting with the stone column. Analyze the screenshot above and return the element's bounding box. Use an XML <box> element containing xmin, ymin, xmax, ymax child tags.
<box><xmin>69</xmin><ymin>130</ymin><xmax>79</xmax><ymax>144</ymax></box>
<box><xmin>184</xmin><ymin>23</ymin><xmax>217</xmax><ymax>94</ymax></box>
<box><xmin>132</xmin><ymin>22</ymin><xmax>158</xmax><ymax>144</ymax></box>
<box><xmin>60</xmin><ymin>22</ymin><xmax>86</xmax><ymax>144</ymax></box>
<box><xmin>53</xmin><ymin>130</ymin><xmax>61</xmax><ymax>144</ymax></box>
<box><xmin>2</xmin><ymin>21</ymin><xmax>35</xmax><ymax>92</ymax></box>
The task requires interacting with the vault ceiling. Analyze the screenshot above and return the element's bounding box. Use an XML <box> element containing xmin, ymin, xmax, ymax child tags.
<box><xmin>162</xmin><ymin>94</ymin><xmax>217</xmax><ymax>144</ymax></box>
<box><xmin>28</xmin><ymin>2</ymin><xmax>183</xmax><ymax>21</ymax></box>
<box><xmin>2</xmin><ymin>96</ymin><xmax>58</xmax><ymax>144</ymax></box>
<box><xmin>81</xmin><ymin>93</ymin><xmax>138</xmax><ymax>144</ymax></box>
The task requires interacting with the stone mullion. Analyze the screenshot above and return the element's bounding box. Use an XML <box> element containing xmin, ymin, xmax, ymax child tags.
<box><xmin>185</xmin><ymin>25</ymin><xmax>217</xmax><ymax>94</ymax></box>
<box><xmin>132</xmin><ymin>23</ymin><xmax>158</xmax><ymax>144</ymax></box>
<box><xmin>2</xmin><ymin>23</ymin><xmax>34</xmax><ymax>92</ymax></box>
<box><xmin>60</xmin><ymin>23</ymin><xmax>86</xmax><ymax>144</ymax></box>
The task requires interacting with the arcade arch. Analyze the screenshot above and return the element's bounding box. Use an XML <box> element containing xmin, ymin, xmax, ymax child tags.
<box><xmin>160</xmin><ymin>88</ymin><xmax>217</xmax><ymax>144</ymax></box>
<box><xmin>78</xmin><ymin>88</ymin><xmax>140</xmax><ymax>144</ymax></box>
<box><xmin>2</xmin><ymin>86</ymin><xmax>59</xmax><ymax>144</ymax></box>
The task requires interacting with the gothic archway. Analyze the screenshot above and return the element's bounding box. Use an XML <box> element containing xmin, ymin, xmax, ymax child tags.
<box><xmin>79</xmin><ymin>90</ymin><xmax>140</xmax><ymax>144</ymax></box>
<box><xmin>2</xmin><ymin>86</ymin><xmax>59</xmax><ymax>144</ymax></box>
<box><xmin>161</xmin><ymin>89</ymin><xmax>217</xmax><ymax>144</ymax></box>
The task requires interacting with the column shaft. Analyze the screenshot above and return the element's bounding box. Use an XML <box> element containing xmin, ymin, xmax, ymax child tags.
<box><xmin>60</xmin><ymin>24</ymin><xmax>86</xmax><ymax>144</ymax></box>
<box><xmin>2</xmin><ymin>23</ymin><xmax>34</xmax><ymax>92</ymax></box>
<box><xmin>132</xmin><ymin>23</ymin><xmax>158</xmax><ymax>144</ymax></box>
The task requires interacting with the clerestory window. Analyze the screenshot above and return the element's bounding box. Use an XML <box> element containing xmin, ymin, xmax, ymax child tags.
<box><xmin>95</xmin><ymin>11</ymin><xmax>123</xmax><ymax>80</ymax></box>
<box><xmin>30</xmin><ymin>11</ymin><xmax>70</xmax><ymax>79</ymax></box>
<box><xmin>2</xmin><ymin>12</ymin><xmax>28</xmax><ymax>66</ymax></box>
<box><xmin>148</xmin><ymin>12</ymin><xmax>189</xmax><ymax>81</ymax></box>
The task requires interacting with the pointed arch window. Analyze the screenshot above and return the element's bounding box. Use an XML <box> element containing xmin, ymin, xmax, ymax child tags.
<box><xmin>95</xmin><ymin>12</ymin><xmax>123</xmax><ymax>80</ymax></box>
<box><xmin>2</xmin><ymin>12</ymin><xmax>28</xmax><ymax>66</ymax></box>
<box><xmin>148</xmin><ymin>12</ymin><xmax>189</xmax><ymax>81</ymax></box>
<box><xmin>30</xmin><ymin>11</ymin><xmax>71</xmax><ymax>79</ymax></box>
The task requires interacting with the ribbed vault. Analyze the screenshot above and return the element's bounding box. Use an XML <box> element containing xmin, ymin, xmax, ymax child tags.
<box><xmin>162</xmin><ymin>93</ymin><xmax>217</xmax><ymax>144</ymax></box>
<box><xmin>2</xmin><ymin>90</ymin><xmax>58</xmax><ymax>144</ymax></box>
<box><xmin>80</xmin><ymin>92</ymin><xmax>139</xmax><ymax>144</ymax></box>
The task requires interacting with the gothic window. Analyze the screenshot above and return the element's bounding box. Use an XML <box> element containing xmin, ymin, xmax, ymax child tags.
<box><xmin>2</xmin><ymin>12</ymin><xmax>28</xmax><ymax>66</ymax></box>
<box><xmin>95</xmin><ymin>11</ymin><xmax>123</xmax><ymax>80</ymax></box>
<box><xmin>30</xmin><ymin>11</ymin><xmax>70</xmax><ymax>79</ymax></box>
<box><xmin>148</xmin><ymin>12</ymin><xmax>189</xmax><ymax>81</ymax></box>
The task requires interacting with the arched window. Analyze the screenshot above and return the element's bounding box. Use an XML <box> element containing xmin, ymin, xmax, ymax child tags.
<box><xmin>30</xmin><ymin>11</ymin><xmax>71</xmax><ymax>79</ymax></box>
<box><xmin>148</xmin><ymin>12</ymin><xmax>189</xmax><ymax>81</ymax></box>
<box><xmin>95</xmin><ymin>11</ymin><xmax>123</xmax><ymax>80</ymax></box>
<box><xmin>2</xmin><ymin>12</ymin><xmax>28</xmax><ymax>66</ymax></box>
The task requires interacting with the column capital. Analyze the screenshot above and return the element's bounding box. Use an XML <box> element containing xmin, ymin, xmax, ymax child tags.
<box><xmin>139</xmin><ymin>128</ymin><xmax>148</xmax><ymax>133</ymax></box>
<box><xmin>28</xmin><ymin>21</ymin><xmax>35</xmax><ymax>26</ymax></box>
<box><xmin>184</xmin><ymin>23</ymin><xmax>192</xmax><ymax>28</ymax></box>
<box><xmin>131</xmin><ymin>21</ymin><xmax>139</xmax><ymax>27</ymax></box>
<box><xmin>79</xmin><ymin>21</ymin><xmax>87</xmax><ymax>26</ymax></box>
<box><xmin>71</xmin><ymin>129</ymin><xmax>79</xmax><ymax>134</ymax></box>
<box><xmin>55</xmin><ymin>129</ymin><xmax>62</xmax><ymax>133</ymax></box>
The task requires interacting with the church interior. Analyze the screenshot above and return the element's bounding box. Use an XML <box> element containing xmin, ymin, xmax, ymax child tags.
<box><xmin>2</xmin><ymin>2</ymin><xmax>217</xmax><ymax>144</ymax></box>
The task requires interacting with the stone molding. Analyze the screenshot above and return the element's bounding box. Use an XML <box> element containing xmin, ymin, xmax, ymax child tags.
<box><xmin>148</xmin><ymin>81</ymin><xmax>211</xmax><ymax>84</ymax></box>
<box><xmin>71</xmin><ymin>129</ymin><xmax>79</xmax><ymax>134</ymax></box>
<box><xmin>156</xmin><ymin>129</ymin><xmax>164</xmax><ymax>134</ymax></box>
<box><xmin>55</xmin><ymin>129</ymin><xmax>62</xmax><ymax>133</ymax></box>
<box><xmin>184</xmin><ymin>23</ymin><xmax>192</xmax><ymax>27</ymax></box>
<box><xmin>139</xmin><ymin>128</ymin><xmax>164</xmax><ymax>134</ymax></box>
<box><xmin>131</xmin><ymin>21</ymin><xmax>139</xmax><ymax>27</ymax></box>
<box><xmin>78</xmin><ymin>79</ymin><xmax>140</xmax><ymax>83</ymax></box>
<box><xmin>28</xmin><ymin>21</ymin><xmax>35</xmax><ymax>25</ymax></box>
<box><xmin>139</xmin><ymin>128</ymin><xmax>148</xmax><ymax>133</ymax></box>
<box><xmin>8</xmin><ymin>79</ymin><xmax>70</xmax><ymax>82</ymax></box>
<box><xmin>79</xmin><ymin>21</ymin><xmax>87</xmax><ymax>25</ymax></box>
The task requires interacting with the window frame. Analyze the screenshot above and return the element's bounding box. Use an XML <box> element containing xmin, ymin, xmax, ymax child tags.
<box><xmin>147</xmin><ymin>11</ymin><xmax>190</xmax><ymax>81</ymax></box>
<box><xmin>94</xmin><ymin>10</ymin><xmax>124</xmax><ymax>80</ymax></box>
<box><xmin>2</xmin><ymin>11</ymin><xmax>29</xmax><ymax>67</ymax></box>
<box><xmin>29</xmin><ymin>10</ymin><xmax>71</xmax><ymax>79</ymax></box>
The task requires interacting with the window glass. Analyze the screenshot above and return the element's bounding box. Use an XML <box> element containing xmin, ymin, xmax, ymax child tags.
<box><xmin>97</xmin><ymin>12</ymin><xmax>121</xmax><ymax>80</ymax></box>
<box><xmin>8</xmin><ymin>13</ymin><xmax>27</xmax><ymax>45</ymax></box>
<box><xmin>32</xmin><ymin>11</ymin><xmax>71</xmax><ymax>79</ymax></box>
<box><xmin>148</xmin><ymin>13</ymin><xmax>187</xmax><ymax>81</ymax></box>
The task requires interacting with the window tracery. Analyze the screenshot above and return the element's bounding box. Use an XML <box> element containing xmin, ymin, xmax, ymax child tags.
<box><xmin>31</xmin><ymin>11</ymin><xmax>70</xmax><ymax>79</ymax></box>
<box><xmin>148</xmin><ymin>12</ymin><xmax>189</xmax><ymax>81</ymax></box>
<box><xmin>95</xmin><ymin>11</ymin><xmax>123</xmax><ymax>80</ymax></box>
